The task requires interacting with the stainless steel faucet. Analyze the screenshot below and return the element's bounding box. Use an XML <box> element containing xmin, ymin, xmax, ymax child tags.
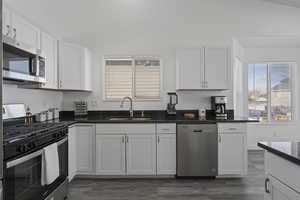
<box><xmin>120</xmin><ymin>96</ymin><xmax>134</xmax><ymax>117</ymax></box>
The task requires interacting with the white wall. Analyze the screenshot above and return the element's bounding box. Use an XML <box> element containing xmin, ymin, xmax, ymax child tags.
<box><xmin>245</xmin><ymin>47</ymin><xmax>300</xmax><ymax>149</ymax></box>
<box><xmin>3</xmin><ymin>84</ymin><xmax>63</xmax><ymax>114</ymax></box>
<box><xmin>62</xmin><ymin>47</ymin><xmax>233</xmax><ymax>111</ymax></box>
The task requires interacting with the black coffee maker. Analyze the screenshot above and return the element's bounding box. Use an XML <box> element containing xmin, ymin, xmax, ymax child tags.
<box><xmin>211</xmin><ymin>96</ymin><xmax>227</xmax><ymax>120</ymax></box>
<box><xmin>167</xmin><ymin>92</ymin><xmax>178</xmax><ymax>115</ymax></box>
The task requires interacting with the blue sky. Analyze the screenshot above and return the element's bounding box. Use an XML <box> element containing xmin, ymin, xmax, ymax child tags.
<box><xmin>248</xmin><ymin>64</ymin><xmax>289</xmax><ymax>93</ymax></box>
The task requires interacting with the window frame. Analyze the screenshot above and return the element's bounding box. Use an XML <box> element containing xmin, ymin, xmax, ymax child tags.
<box><xmin>102</xmin><ymin>56</ymin><xmax>163</xmax><ymax>102</ymax></box>
<box><xmin>246</xmin><ymin>61</ymin><xmax>297</xmax><ymax>123</ymax></box>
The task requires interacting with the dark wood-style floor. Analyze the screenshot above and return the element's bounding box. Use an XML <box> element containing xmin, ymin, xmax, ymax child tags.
<box><xmin>68</xmin><ymin>151</ymin><xmax>265</xmax><ymax>200</ymax></box>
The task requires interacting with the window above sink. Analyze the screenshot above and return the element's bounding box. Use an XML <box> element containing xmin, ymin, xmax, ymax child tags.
<box><xmin>103</xmin><ymin>56</ymin><xmax>162</xmax><ymax>101</ymax></box>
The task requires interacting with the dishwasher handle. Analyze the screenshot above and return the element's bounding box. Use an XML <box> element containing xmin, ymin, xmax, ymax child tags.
<box><xmin>193</xmin><ymin>129</ymin><xmax>203</xmax><ymax>133</ymax></box>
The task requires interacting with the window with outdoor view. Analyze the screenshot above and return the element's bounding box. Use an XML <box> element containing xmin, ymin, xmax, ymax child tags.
<box><xmin>248</xmin><ymin>63</ymin><xmax>293</xmax><ymax>121</ymax></box>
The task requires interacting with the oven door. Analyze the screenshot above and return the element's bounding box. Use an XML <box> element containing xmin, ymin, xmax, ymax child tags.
<box><xmin>4</xmin><ymin>149</ymin><xmax>44</xmax><ymax>200</ymax></box>
<box><xmin>4</xmin><ymin>137</ymin><xmax>68</xmax><ymax>200</ymax></box>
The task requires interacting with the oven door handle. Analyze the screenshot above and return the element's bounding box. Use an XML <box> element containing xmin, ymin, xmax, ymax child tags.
<box><xmin>6</xmin><ymin>149</ymin><xmax>43</xmax><ymax>169</ymax></box>
<box><xmin>6</xmin><ymin>138</ymin><xmax>68</xmax><ymax>169</ymax></box>
<box><xmin>57</xmin><ymin>137</ymin><xmax>68</xmax><ymax>146</ymax></box>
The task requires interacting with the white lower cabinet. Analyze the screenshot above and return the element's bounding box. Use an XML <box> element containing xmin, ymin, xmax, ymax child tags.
<box><xmin>217</xmin><ymin>123</ymin><xmax>247</xmax><ymax>176</ymax></box>
<box><xmin>96</xmin><ymin>135</ymin><xmax>126</xmax><ymax>175</ymax></box>
<box><xmin>157</xmin><ymin>134</ymin><xmax>176</xmax><ymax>175</ymax></box>
<box><xmin>76</xmin><ymin>124</ymin><xmax>95</xmax><ymax>174</ymax></box>
<box><xmin>126</xmin><ymin>134</ymin><xmax>156</xmax><ymax>175</ymax></box>
<box><xmin>68</xmin><ymin>126</ymin><xmax>77</xmax><ymax>182</ymax></box>
<box><xmin>95</xmin><ymin>124</ymin><xmax>157</xmax><ymax>176</ymax></box>
<box><xmin>265</xmin><ymin>176</ymin><xmax>300</xmax><ymax>200</ymax></box>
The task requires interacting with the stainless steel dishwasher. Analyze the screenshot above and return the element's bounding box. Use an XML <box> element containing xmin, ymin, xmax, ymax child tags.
<box><xmin>177</xmin><ymin>124</ymin><xmax>218</xmax><ymax>177</ymax></box>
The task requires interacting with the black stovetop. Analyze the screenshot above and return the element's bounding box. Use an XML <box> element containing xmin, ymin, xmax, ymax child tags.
<box><xmin>3</xmin><ymin>122</ymin><xmax>67</xmax><ymax>145</ymax></box>
<box><xmin>3</xmin><ymin>121</ymin><xmax>68</xmax><ymax>161</ymax></box>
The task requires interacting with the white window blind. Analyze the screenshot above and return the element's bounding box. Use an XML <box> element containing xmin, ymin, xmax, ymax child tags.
<box><xmin>105</xmin><ymin>59</ymin><xmax>133</xmax><ymax>100</ymax></box>
<box><xmin>104</xmin><ymin>57</ymin><xmax>161</xmax><ymax>100</ymax></box>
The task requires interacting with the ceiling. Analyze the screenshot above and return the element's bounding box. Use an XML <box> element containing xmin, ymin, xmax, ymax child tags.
<box><xmin>262</xmin><ymin>0</ymin><xmax>300</xmax><ymax>8</ymax></box>
<box><xmin>5</xmin><ymin>0</ymin><xmax>300</xmax><ymax>49</ymax></box>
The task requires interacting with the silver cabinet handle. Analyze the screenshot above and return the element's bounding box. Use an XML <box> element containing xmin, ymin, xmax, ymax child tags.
<box><xmin>265</xmin><ymin>178</ymin><xmax>270</xmax><ymax>194</ymax></box>
<box><xmin>218</xmin><ymin>135</ymin><xmax>221</xmax><ymax>143</ymax></box>
<box><xmin>157</xmin><ymin>136</ymin><xmax>160</xmax><ymax>143</ymax></box>
<box><xmin>229</xmin><ymin>128</ymin><xmax>237</xmax><ymax>130</ymax></box>
<box><xmin>161</xmin><ymin>128</ymin><xmax>170</xmax><ymax>131</ymax></box>
<box><xmin>126</xmin><ymin>136</ymin><xmax>129</xmax><ymax>143</ymax></box>
<box><xmin>6</xmin><ymin>25</ymin><xmax>10</xmax><ymax>36</ymax></box>
<box><xmin>122</xmin><ymin>136</ymin><xmax>125</xmax><ymax>144</ymax></box>
<box><xmin>13</xmin><ymin>28</ymin><xmax>17</xmax><ymax>39</ymax></box>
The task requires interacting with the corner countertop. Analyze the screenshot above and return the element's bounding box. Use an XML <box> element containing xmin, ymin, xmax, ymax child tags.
<box><xmin>59</xmin><ymin>110</ymin><xmax>258</xmax><ymax>124</ymax></box>
<box><xmin>258</xmin><ymin>142</ymin><xmax>300</xmax><ymax>166</ymax></box>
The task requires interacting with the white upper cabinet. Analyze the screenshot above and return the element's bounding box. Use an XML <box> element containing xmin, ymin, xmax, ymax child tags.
<box><xmin>176</xmin><ymin>48</ymin><xmax>204</xmax><ymax>90</ymax></box>
<box><xmin>58</xmin><ymin>41</ymin><xmax>92</xmax><ymax>91</ymax></box>
<box><xmin>2</xmin><ymin>6</ymin><xmax>11</xmax><ymax>36</ymax></box>
<box><xmin>176</xmin><ymin>47</ymin><xmax>229</xmax><ymax>90</ymax></box>
<box><xmin>3</xmin><ymin>4</ymin><xmax>41</xmax><ymax>53</ymax></box>
<box><xmin>205</xmin><ymin>47</ymin><xmax>228</xmax><ymax>90</ymax></box>
<box><xmin>11</xmin><ymin>12</ymin><xmax>41</xmax><ymax>50</ymax></box>
<box><xmin>41</xmin><ymin>32</ymin><xmax>58</xmax><ymax>89</ymax></box>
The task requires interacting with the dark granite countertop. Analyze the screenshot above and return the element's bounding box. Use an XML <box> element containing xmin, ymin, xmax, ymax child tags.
<box><xmin>59</xmin><ymin>110</ymin><xmax>258</xmax><ymax>124</ymax></box>
<box><xmin>258</xmin><ymin>142</ymin><xmax>300</xmax><ymax>166</ymax></box>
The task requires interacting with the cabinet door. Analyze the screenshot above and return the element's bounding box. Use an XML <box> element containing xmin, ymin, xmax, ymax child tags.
<box><xmin>41</xmin><ymin>32</ymin><xmax>58</xmax><ymax>89</ymax></box>
<box><xmin>267</xmin><ymin>176</ymin><xmax>300</xmax><ymax>200</ymax></box>
<box><xmin>68</xmin><ymin>126</ymin><xmax>77</xmax><ymax>182</ymax></box>
<box><xmin>58</xmin><ymin>41</ymin><xmax>83</xmax><ymax>90</ymax></box>
<box><xmin>76</xmin><ymin>125</ymin><xmax>95</xmax><ymax>174</ymax></box>
<box><xmin>126</xmin><ymin>134</ymin><xmax>156</xmax><ymax>175</ymax></box>
<box><xmin>157</xmin><ymin>134</ymin><xmax>176</xmax><ymax>175</ymax></box>
<box><xmin>11</xmin><ymin>13</ymin><xmax>40</xmax><ymax>49</ymax></box>
<box><xmin>96</xmin><ymin>135</ymin><xmax>126</xmax><ymax>175</ymax></box>
<box><xmin>218</xmin><ymin>133</ymin><xmax>245</xmax><ymax>175</ymax></box>
<box><xmin>205</xmin><ymin>47</ymin><xmax>228</xmax><ymax>90</ymax></box>
<box><xmin>2</xmin><ymin>6</ymin><xmax>11</xmax><ymax>36</ymax></box>
<box><xmin>176</xmin><ymin>48</ymin><xmax>204</xmax><ymax>90</ymax></box>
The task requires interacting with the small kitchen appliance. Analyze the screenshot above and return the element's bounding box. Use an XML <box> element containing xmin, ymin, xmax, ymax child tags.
<box><xmin>166</xmin><ymin>92</ymin><xmax>178</xmax><ymax>115</ymax></box>
<box><xmin>211</xmin><ymin>96</ymin><xmax>228</xmax><ymax>120</ymax></box>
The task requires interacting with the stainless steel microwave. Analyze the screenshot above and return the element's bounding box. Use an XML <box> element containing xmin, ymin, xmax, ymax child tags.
<box><xmin>3</xmin><ymin>43</ymin><xmax>46</xmax><ymax>83</ymax></box>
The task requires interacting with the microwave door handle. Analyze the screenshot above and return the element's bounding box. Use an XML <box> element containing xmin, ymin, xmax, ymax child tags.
<box><xmin>6</xmin><ymin>149</ymin><xmax>43</xmax><ymax>169</ymax></box>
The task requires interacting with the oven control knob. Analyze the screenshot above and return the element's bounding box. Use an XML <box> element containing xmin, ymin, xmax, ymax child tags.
<box><xmin>27</xmin><ymin>142</ymin><xmax>36</xmax><ymax>149</ymax></box>
<box><xmin>17</xmin><ymin>145</ymin><xmax>26</xmax><ymax>153</ymax></box>
<box><xmin>60</xmin><ymin>130</ymin><xmax>65</xmax><ymax>136</ymax></box>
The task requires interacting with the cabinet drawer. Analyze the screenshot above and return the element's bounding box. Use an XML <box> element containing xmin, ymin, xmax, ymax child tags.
<box><xmin>217</xmin><ymin>123</ymin><xmax>246</xmax><ymax>133</ymax></box>
<box><xmin>96</xmin><ymin>124</ymin><xmax>155</xmax><ymax>135</ymax></box>
<box><xmin>157</xmin><ymin>123</ymin><xmax>176</xmax><ymax>134</ymax></box>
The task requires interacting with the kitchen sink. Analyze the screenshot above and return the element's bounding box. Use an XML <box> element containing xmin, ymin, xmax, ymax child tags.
<box><xmin>108</xmin><ymin>117</ymin><xmax>152</xmax><ymax>121</ymax></box>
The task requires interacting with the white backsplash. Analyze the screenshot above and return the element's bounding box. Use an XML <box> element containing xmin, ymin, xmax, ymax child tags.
<box><xmin>3</xmin><ymin>84</ymin><xmax>63</xmax><ymax>114</ymax></box>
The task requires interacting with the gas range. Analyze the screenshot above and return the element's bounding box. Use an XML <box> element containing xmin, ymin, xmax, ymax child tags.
<box><xmin>3</xmin><ymin>122</ymin><xmax>68</xmax><ymax>160</ymax></box>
